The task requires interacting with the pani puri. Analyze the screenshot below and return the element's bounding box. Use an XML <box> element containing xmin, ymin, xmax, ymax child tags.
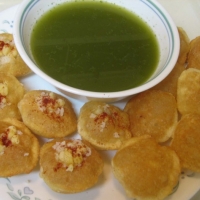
<box><xmin>0</xmin><ymin>72</ymin><xmax>25</xmax><ymax>120</ymax></box>
<box><xmin>187</xmin><ymin>36</ymin><xmax>200</xmax><ymax>69</ymax></box>
<box><xmin>18</xmin><ymin>90</ymin><xmax>77</xmax><ymax>138</ymax></box>
<box><xmin>177</xmin><ymin>27</ymin><xmax>190</xmax><ymax>65</ymax></box>
<box><xmin>171</xmin><ymin>113</ymin><xmax>200</xmax><ymax>172</ymax></box>
<box><xmin>112</xmin><ymin>135</ymin><xmax>181</xmax><ymax>200</ymax></box>
<box><xmin>151</xmin><ymin>62</ymin><xmax>185</xmax><ymax>97</ymax></box>
<box><xmin>0</xmin><ymin>118</ymin><xmax>39</xmax><ymax>177</ymax></box>
<box><xmin>124</xmin><ymin>90</ymin><xmax>178</xmax><ymax>143</ymax></box>
<box><xmin>177</xmin><ymin>68</ymin><xmax>200</xmax><ymax>115</ymax></box>
<box><xmin>40</xmin><ymin>139</ymin><xmax>104</xmax><ymax>193</ymax></box>
<box><xmin>78</xmin><ymin>101</ymin><xmax>131</xmax><ymax>150</ymax></box>
<box><xmin>0</xmin><ymin>33</ymin><xmax>32</xmax><ymax>77</ymax></box>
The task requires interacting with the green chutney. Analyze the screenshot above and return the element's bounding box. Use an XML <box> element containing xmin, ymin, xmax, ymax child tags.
<box><xmin>30</xmin><ymin>1</ymin><xmax>159</xmax><ymax>92</ymax></box>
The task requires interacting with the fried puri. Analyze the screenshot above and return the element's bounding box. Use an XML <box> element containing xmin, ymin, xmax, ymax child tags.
<box><xmin>124</xmin><ymin>90</ymin><xmax>178</xmax><ymax>143</ymax></box>
<box><xmin>187</xmin><ymin>36</ymin><xmax>200</xmax><ymax>69</ymax></box>
<box><xmin>171</xmin><ymin>113</ymin><xmax>200</xmax><ymax>172</ymax></box>
<box><xmin>0</xmin><ymin>73</ymin><xmax>25</xmax><ymax>119</ymax></box>
<box><xmin>78</xmin><ymin>101</ymin><xmax>131</xmax><ymax>150</ymax></box>
<box><xmin>18</xmin><ymin>90</ymin><xmax>77</xmax><ymax>138</ymax></box>
<box><xmin>40</xmin><ymin>139</ymin><xmax>104</xmax><ymax>193</ymax></box>
<box><xmin>0</xmin><ymin>33</ymin><xmax>32</xmax><ymax>77</ymax></box>
<box><xmin>177</xmin><ymin>68</ymin><xmax>200</xmax><ymax>115</ymax></box>
<box><xmin>151</xmin><ymin>62</ymin><xmax>185</xmax><ymax>97</ymax></box>
<box><xmin>0</xmin><ymin>118</ymin><xmax>39</xmax><ymax>177</ymax></box>
<box><xmin>112</xmin><ymin>135</ymin><xmax>181</xmax><ymax>200</ymax></box>
<box><xmin>177</xmin><ymin>27</ymin><xmax>190</xmax><ymax>65</ymax></box>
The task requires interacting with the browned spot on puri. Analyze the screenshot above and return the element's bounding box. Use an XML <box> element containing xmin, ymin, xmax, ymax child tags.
<box><xmin>0</xmin><ymin>41</ymin><xmax>5</xmax><ymax>50</ymax></box>
<box><xmin>94</xmin><ymin>112</ymin><xmax>108</xmax><ymax>122</ymax></box>
<box><xmin>1</xmin><ymin>130</ymin><xmax>12</xmax><ymax>147</ymax></box>
<box><xmin>54</xmin><ymin>163</ymin><xmax>63</xmax><ymax>172</ymax></box>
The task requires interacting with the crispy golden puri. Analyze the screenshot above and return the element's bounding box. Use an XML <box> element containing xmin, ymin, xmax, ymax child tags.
<box><xmin>18</xmin><ymin>90</ymin><xmax>77</xmax><ymax>138</ymax></box>
<box><xmin>78</xmin><ymin>101</ymin><xmax>131</xmax><ymax>150</ymax></box>
<box><xmin>0</xmin><ymin>33</ymin><xmax>32</xmax><ymax>77</ymax></box>
<box><xmin>187</xmin><ymin>36</ymin><xmax>200</xmax><ymax>69</ymax></box>
<box><xmin>151</xmin><ymin>62</ymin><xmax>185</xmax><ymax>97</ymax></box>
<box><xmin>171</xmin><ymin>113</ymin><xmax>200</xmax><ymax>172</ymax></box>
<box><xmin>40</xmin><ymin>139</ymin><xmax>104</xmax><ymax>193</ymax></box>
<box><xmin>177</xmin><ymin>27</ymin><xmax>190</xmax><ymax>65</ymax></box>
<box><xmin>0</xmin><ymin>72</ymin><xmax>25</xmax><ymax>119</ymax></box>
<box><xmin>112</xmin><ymin>135</ymin><xmax>181</xmax><ymax>200</ymax></box>
<box><xmin>0</xmin><ymin>118</ymin><xmax>40</xmax><ymax>177</ymax></box>
<box><xmin>177</xmin><ymin>68</ymin><xmax>200</xmax><ymax>115</ymax></box>
<box><xmin>124</xmin><ymin>90</ymin><xmax>178</xmax><ymax>143</ymax></box>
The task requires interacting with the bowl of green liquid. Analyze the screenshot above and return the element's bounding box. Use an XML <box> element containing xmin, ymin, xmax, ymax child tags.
<box><xmin>14</xmin><ymin>0</ymin><xmax>179</xmax><ymax>102</ymax></box>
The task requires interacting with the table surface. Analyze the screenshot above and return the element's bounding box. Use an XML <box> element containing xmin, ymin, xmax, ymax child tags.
<box><xmin>0</xmin><ymin>0</ymin><xmax>199</xmax><ymax>199</ymax></box>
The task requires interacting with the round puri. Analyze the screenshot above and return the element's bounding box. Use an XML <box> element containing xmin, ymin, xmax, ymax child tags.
<box><xmin>0</xmin><ymin>33</ymin><xmax>32</xmax><ymax>77</ymax></box>
<box><xmin>187</xmin><ymin>36</ymin><xmax>200</xmax><ymax>70</ymax></box>
<box><xmin>18</xmin><ymin>90</ymin><xmax>77</xmax><ymax>138</ymax></box>
<box><xmin>177</xmin><ymin>27</ymin><xmax>190</xmax><ymax>65</ymax></box>
<box><xmin>177</xmin><ymin>68</ymin><xmax>200</xmax><ymax>115</ymax></box>
<box><xmin>40</xmin><ymin>139</ymin><xmax>104</xmax><ymax>193</ymax></box>
<box><xmin>171</xmin><ymin>113</ymin><xmax>200</xmax><ymax>172</ymax></box>
<box><xmin>0</xmin><ymin>118</ymin><xmax>39</xmax><ymax>177</ymax></box>
<box><xmin>78</xmin><ymin>101</ymin><xmax>131</xmax><ymax>150</ymax></box>
<box><xmin>0</xmin><ymin>72</ymin><xmax>25</xmax><ymax>120</ymax></box>
<box><xmin>112</xmin><ymin>135</ymin><xmax>181</xmax><ymax>200</ymax></box>
<box><xmin>151</xmin><ymin>62</ymin><xmax>185</xmax><ymax>97</ymax></box>
<box><xmin>124</xmin><ymin>90</ymin><xmax>178</xmax><ymax>143</ymax></box>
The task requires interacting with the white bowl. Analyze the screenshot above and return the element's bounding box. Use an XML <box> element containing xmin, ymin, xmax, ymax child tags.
<box><xmin>13</xmin><ymin>0</ymin><xmax>180</xmax><ymax>102</ymax></box>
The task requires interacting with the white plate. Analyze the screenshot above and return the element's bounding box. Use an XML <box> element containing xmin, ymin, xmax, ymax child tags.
<box><xmin>0</xmin><ymin>2</ymin><xmax>200</xmax><ymax>200</ymax></box>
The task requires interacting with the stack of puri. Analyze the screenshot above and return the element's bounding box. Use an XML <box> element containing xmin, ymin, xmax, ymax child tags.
<box><xmin>111</xmin><ymin>27</ymin><xmax>200</xmax><ymax>200</ymax></box>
